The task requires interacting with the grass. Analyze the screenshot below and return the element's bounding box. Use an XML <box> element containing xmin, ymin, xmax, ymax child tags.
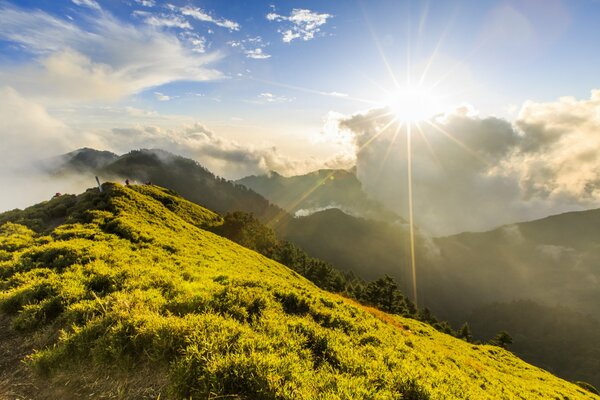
<box><xmin>0</xmin><ymin>183</ymin><xmax>597</xmax><ymax>399</ymax></box>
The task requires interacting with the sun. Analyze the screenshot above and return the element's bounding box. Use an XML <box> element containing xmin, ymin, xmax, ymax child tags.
<box><xmin>385</xmin><ymin>86</ymin><xmax>442</xmax><ymax>123</ymax></box>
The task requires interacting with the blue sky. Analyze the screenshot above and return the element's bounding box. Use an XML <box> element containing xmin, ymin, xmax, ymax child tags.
<box><xmin>3</xmin><ymin>0</ymin><xmax>600</xmax><ymax>231</ymax></box>
<box><xmin>3</xmin><ymin>0</ymin><xmax>599</xmax><ymax>131</ymax></box>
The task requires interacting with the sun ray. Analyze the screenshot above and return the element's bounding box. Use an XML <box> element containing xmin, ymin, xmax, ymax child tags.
<box><xmin>267</xmin><ymin>169</ymin><xmax>341</xmax><ymax>228</ymax></box>
<box><xmin>359</xmin><ymin>0</ymin><xmax>401</xmax><ymax>89</ymax></box>
<box><xmin>374</xmin><ymin>121</ymin><xmax>404</xmax><ymax>182</ymax></box>
<box><xmin>414</xmin><ymin>121</ymin><xmax>443</xmax><ymax>170</ymax></box>
<box><xmin>248</xmin><ymin>77</ymin><xmax>380</xmax><ymax>106</ymax></box>
<box><xmin>356</xmin><ymin>117</ymin><xmax>399</xmax><ymax>154</ymax></box>
<box><xmin>424</xmin><ymin>119</ymin><xmax>488</xmax><ymax>166</ymax></box>
<box><xmin>406</xmin><ymin>123</ymin><xmax>418</xmax><ymax>307</ymax></box>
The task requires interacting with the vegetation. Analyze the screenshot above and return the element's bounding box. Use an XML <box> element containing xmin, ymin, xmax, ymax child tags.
<box><xmin>0</xmin><ymin>183</ymin><xmax>596</xmax><ymax>399</ymax></box>
<box><xmin>468</xmin><ymin>300</ymin><xmax>600</xmax><ymax>389</ymax></box>
<box><xmin>53</xmin><ymin>148</ymin><xmax>600</xmax><ymax>389</ymax></box>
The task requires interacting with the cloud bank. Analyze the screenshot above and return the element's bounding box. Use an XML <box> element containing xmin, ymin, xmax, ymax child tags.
<box><xmin>0</xmin><ymin>4</ymin><xmax>223</xmax><ymax>102</ymax></box>
<box><xmin>0</xmin><ymin>86</ymin><xmax>352</xmax><ymax>212</ymax></box>
<box><xmin>335</xmin><ymin>90</ymin><xmax>600</xmax><ymax>235</ymax></box>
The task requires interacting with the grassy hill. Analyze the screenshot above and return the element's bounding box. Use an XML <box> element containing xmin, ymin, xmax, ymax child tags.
<box><xmin>52</xmin><ymin>148</ymin><xmax>286</xmax><ymax>222</ymax></box>
<box><xmin>0</xmin><ymin>184</ymin><xmax>596</xmax><ymax>399</ymax></box>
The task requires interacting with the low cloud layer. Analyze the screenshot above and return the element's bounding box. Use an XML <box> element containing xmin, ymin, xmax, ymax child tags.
<box><xmin>0</xmin><ymin>86</ymin><xmax>352</xmax><ymax>212</ymax></box>
<box><xmin>335</xmin><ymin>90</ymin><xmax>600</xmax><ymax>235</ymax></box>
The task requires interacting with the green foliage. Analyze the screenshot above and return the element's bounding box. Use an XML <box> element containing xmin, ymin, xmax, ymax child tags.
<box><xmin>576</xmin><ymin>382</ymin><xmax>600</xmax><ymax>396</ymax></box>
<box><xmin>458</xmin><ymin>322</ymin><xmax>473</xmax><ymax>343</ymax></box>
<box><xmin>0</xmin><ymin>183</ymin><xmax>596</xmax><ymax>399</ymax></box>
<box><xmin>489</xmin><ymin>331</ymin><xmax>513</xmax><ymax>349</ymax></box>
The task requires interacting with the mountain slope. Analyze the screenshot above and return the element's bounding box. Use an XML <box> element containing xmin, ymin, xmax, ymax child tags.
<box><xmin>0</xmin><ymin>184</ymin><xmax>595</xmax><ymax>399</ymax></box>
<box><xmin>277</xmin><ymin>208</ymin><xmax>412</xmax><ymax>284</ymax></box>
<box><xmin>53</xmin><ymin>148</ymin><xmax>286</xmax><ymax>222</ymax></box>
<box><xmin>237</xmin><ymin>169</ymin><xmax>401</xmax><ymax>221</ymax></box>
<box><xmin>430</xmin><ymin>209</ymin><xmax>600</xmax><ymax>320</ymax></box>
<box><xmin>467</xmin><ymin>300</ymin><xmax>600</xmax><ymax>389</ymax></box>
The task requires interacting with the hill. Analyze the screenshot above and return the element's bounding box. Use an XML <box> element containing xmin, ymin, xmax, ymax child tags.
<box><xmin>1</xmin><ymin>184</ymin><xmax>595</xmax><ymax>399</ymax></box>
<box><xmin>237</xmin><ymin>169</ymin><xmax>400</xmax><ymax>221</ymax></box>
<box><xmin>276</xmin><ymin>208</ymin><xmax>412</xmax><ymax>283</ymax></box>
<box><xmin>431</xmin><ymin>209</ymin><xmax>600</xmax><ymax>320</ymax></box>
<box><xmin>52</xmin><ymin>148</ymin><xmax>286</xmax><ymax>223</ymax></box>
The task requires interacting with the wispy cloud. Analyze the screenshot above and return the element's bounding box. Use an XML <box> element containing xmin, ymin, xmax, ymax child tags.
<box><xmin>134</xmin><ymin>0</ymin><xmax>155</xmax><ymax>7</ymax></box>
<box><xmin>255</xmin><ymin>92</ymin><xmax>293</xmax><ymax>103</ymax></box>
<box><xmin>142</xmin><ymin>13</ymin><xmax>191</xmax><ymax>29</ymax></box>
<box><xmin>0</xmin><ymin>4</ymin><xmax>223</xmax><ymax>101</ymax></box>
<box><xmin>180</xmin><ymin>6</ymin><xmax>240</xmax><ymax>31</ymax></box>
<box><xmin>71</xmin><ymin>0</ymin><xmax>101</xmax><ymax>11</ymax></box>
<box><xmin>153</xmin><ymin>92</ymin><xmax>171</xmax><ymax>101</ymax></box>
<box><xmin>266</xmin><ymin>8</ymin><xmax>332</xmax><ymax>43</ymax></box>
<box><xmin>180</xmin><ymin>32</ymin><xmax>207</xmax><ymax>53</ymax></box>
<box><xmin>245</xmin><ymin>48</ymin><xmax>271</xmax><ymax>59</ymax></box>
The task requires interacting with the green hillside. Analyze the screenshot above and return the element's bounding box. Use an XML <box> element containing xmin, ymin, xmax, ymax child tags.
<box><xmin>0</xmin><ymin>184</ymin><xmax>596</xmax><ymax>399</ymax></box>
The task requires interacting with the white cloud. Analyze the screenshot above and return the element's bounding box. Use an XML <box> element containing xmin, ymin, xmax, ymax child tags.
<box><xmin>71</xmin><ymin>0</ymin><xmax>101</xmax><ymax>11</ymax></box>
<box><xmin>0</xmin><ymin>5</ymin><xmax>223</xmax><ymax>102</ymax></box>
<box><xmin>0</xmin><ymin>86</ymin><xmax>96</xmax><ymax>212</ymax></box>
<box><xmin>134</xmin><ymin>0</ymin><xmax>156</xmax><ymax>6</ymax></box>
<box><xmin>0</xmin><ymin>87</ymin><xmax>70</xmax><ymax>167</ymax></box>
<box><xmin>102</xmin><ymin>124</ymin><xmax>350</xmax><ymax>179</ymax></box>
<box><xmin>332</xmin><ymin>90</ymin><xmax>600</xmax><ymax>235</ymax></box>
<box><xmin>153</xmin><ymin>92</ymin><xmax>171</xmax><ymax>101</ymax></box>
<box><xmin>325</xmin><ymin>91</ymin><xmax>348</xmax><ymax>98</ymax></box>
<box><xmin>180</xmin><ymin>6</ymin><xmax>240</xmax><ymax>31</ymax></box>
<box><xmin>267</xmin><ymin>8</ymin><xmax>332</xmax><ymax>43</ymax></box>
<box><xmin>245</xmin><ymin>48</ymin><xmax>271</xmax><ymax>59</ymax></box>
<box><xmin>180</xmin><ymin>32</ymin><xmax>207</xmax><ymax>53</ymax></box>
<box><xmin>255</xmin><ymin>92</ymin><xmax>293</xmax><ymax>104</ymax></box>
<box><xmin>143</xmin><ymin>14</ymin><xmax>191</xmax><ymax>29</ymax></box>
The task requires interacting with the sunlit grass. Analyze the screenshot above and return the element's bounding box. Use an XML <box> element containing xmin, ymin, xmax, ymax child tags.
<box><xmin>0</xmin><ymin>184</ymin><xmax>596</xmax><ymax>398</ymax></box>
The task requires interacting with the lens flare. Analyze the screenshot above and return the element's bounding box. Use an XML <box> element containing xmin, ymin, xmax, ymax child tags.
<box><xmin>386</xmin><ymin>86</ymin><xmax>441</xmax><ymax>123</ymax></box>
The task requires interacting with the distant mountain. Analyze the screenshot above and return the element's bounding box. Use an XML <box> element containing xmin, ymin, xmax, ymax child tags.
<box><xmin>237</xmin><ymin>169</ymin><xmax>402</xmax><ymax>222</ymax></box>
<box><xmin>48</xmin><ymin>147</ymin><xmax>119</xmax><ymax>172</ymax></box>
<box><xmin>53</xmin><ymin>148</ymin><xmax>286</xmax><ymax>222</ymax></box>
<box><xmin>429</xmin><ymin>209</ymin><xmax>600</xmax><ymax>321</ymax></box>
<box><xmin>0</xmin><ymin>183</ymin><xmax>594</xmax><ymax>398</ymax></box>
<box><xmin>276</xmin><ymin>208</ymin><xmax>412</xmax><ymax>282</ymax></box>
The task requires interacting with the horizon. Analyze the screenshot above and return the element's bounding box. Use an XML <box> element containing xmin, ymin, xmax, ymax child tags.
<box><xmin>2</xmin><ymin>0</ymin><xmax>600</xmax><ymax>234</ymax></box>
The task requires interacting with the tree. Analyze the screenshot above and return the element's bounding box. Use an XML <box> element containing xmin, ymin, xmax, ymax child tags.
<box><xmin>489</xmin><ymin>331</ymin><xmax>513</xmax><ymax>349</ymax></box>
<box><xmin>363</xmin><ymin>275</ymin><xmax>406</xmax><ymax>314</ymax></box>
<box><xmin>458</xmin><ymin>322</ymin><xmax>472</xmax><ymax>343</ymax></box>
